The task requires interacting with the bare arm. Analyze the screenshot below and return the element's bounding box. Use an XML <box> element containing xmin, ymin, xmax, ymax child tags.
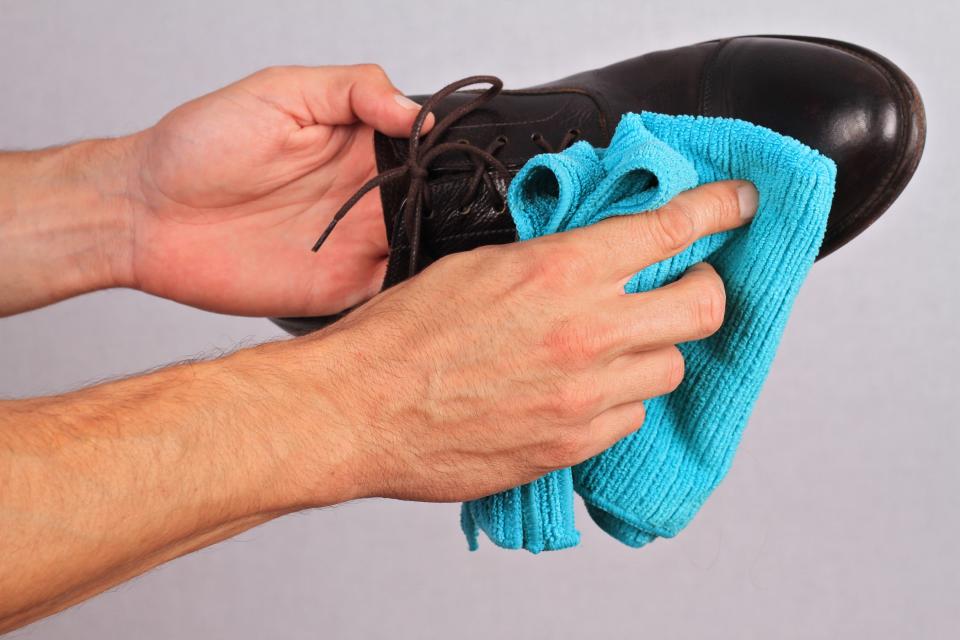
<box><xmin>0</xmin><ymin>342</ymin><xmax>329</xmax><ymax>630</ymax></box>
<box><xmin>0</xmin><ymin>177</ymin><xmax>754</xmax><ymax>631</ymax></box>
<box><xmin>0</xmin><ymin>139</ymin><xmax>137</xmax><ymax>315</ymax></box>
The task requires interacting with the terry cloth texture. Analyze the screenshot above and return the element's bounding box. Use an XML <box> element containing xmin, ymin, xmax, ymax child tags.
<box><xmin>460</xmin><ymin>112</ymin><xmax>836</xmax><ymax>552</ymax></box>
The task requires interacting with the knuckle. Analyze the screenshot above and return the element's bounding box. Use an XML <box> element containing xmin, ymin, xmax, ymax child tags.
<box><xmin>690</xmin><ymin>275</ymin><xmax>726</xmax><ymax>335</ymax></box>
<box><xmin>542</xmin><ymin>319</ymin><xmax>603</xmax><ymax>366</ymax></box>
<box><xmin>509</xmin><ymin>244</ymin><xmax>551</xmax><ymax>282</ymax></box>
<box><xmin>353</xmin><ymin>63</ymin><xmax>388</xmax><ymax>80</ymax></box>
<box><xmin>549</xmin><ymin>429</ymin><xmax>591</xmax><ymax>467</ymax></box>
<box><xmin>649</xmin><ymin>205</ymin><xmax>696</xmax><ymax>254</ymax></box>
<box><xmin>610</xmin><ymin>402</ymin><xmax>649</xmax><ymax>435</ymax></box>
<box><xmin>256</xmin><ymin>65</ymin><xmax>294</xmax><ymax>81</ymax></box>
<box><xmin>429</xmin><ymin>250</ymin><xmax>461</xmax><ymax>271</ymax></box>
<box><xmin>462</xmin><ymin>244</ymin><xmax>501</xmax><ymax>272</ymax></box>
<box><xmin>633</xmin><ymin>402</ymin><xmax>648</xmax><ymax>426</ymax></box>
<box><xmin>558</xmin><ymin>383</ymin><xmax>602</xmax><ymax>418</ymax></box>
<box><xmin>703</xmin><ymin>184</ymin><xmax>741</xmax><ymax>225</ymax></box>
<box><xmin>471</xmin><ymin>243</ymin><xmax>502</xmax><ymax>260</ymax></box>
<box><xmin>664</xmin><ymin>347</ymin><xmax>686</xmax><ymax>391</ymax></box>
<box><xmin>416</xmin><ymin>251</ymin><xmax>463</xmax><ymax>284</ymax></box>
<box><xmin>524</xmin><ymin>240</ymin><xmax>592</xmax><ymax>287</ymax></box>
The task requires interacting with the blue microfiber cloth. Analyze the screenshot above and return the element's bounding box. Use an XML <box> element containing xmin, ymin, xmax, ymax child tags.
<box><xmin>460</xmin><ymin>111</ymin><xmax>836</xmax><ymax>552</ymax></box>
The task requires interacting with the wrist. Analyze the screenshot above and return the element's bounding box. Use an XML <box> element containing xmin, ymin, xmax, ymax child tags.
<box><xmin>51</xmin><ymin>135</ymin><xmax>142</xmax><ymax>291</ymax></box>
<box><xmin>0</xmin><ymin>135</ymin><xmax>141</xmax><ymax>314</ymax></box>
<box><xmin>215</xmin><ymin>336</ymin><xmax>370</xmax><ymax>512</ymax></box>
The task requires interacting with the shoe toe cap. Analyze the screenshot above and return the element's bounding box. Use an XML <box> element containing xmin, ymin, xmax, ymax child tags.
<box><xmin>705</xmin><ymin>36</ymin><xmax>925</xmax><ymax>256</ymax></box>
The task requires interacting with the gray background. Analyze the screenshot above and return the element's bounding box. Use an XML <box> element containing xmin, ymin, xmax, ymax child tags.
<box><xmin>1</xmin><ymin>0</ymin><xmax>957</xmax><ymax>637</ymax></box>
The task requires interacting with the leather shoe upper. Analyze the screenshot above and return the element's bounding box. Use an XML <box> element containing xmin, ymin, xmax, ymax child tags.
<box><xmin>275</xmin><ymin>34</ymin><xmax>925</xmax><ymax>335</ymax></box>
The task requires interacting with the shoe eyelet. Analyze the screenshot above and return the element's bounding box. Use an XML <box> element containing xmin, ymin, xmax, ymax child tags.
<box><xmin>496</xmin><ymin>135</ymin><xmax>509</xmax><ymax>144</ymax></box>
<box><xmin>568</xmin><ymin>128</ymin><xmax>581</xmax><ymax>137</ymax></box>
<box><xmin>530</xmin><ymin>132</ymin><xmax>544</xmax><ymax>143</ymax></box>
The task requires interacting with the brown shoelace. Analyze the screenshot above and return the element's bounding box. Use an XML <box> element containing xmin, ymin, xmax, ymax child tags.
<box><xmin>312</xmin><ymin>75</ymin><xmax>581</xmax><ymax>274</ymax></box>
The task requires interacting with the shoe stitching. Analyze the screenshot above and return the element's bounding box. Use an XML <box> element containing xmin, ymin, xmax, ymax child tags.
<box><xmin>699</xmin><ymin>37</ymin><xmax>732</xmax><ymax>115</ymax></box>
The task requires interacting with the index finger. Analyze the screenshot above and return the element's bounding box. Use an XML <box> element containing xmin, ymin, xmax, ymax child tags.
<box><xmin>563</xmin><ymin>180</ymin><xmax>758</xmax><ymax>280</ymax></box>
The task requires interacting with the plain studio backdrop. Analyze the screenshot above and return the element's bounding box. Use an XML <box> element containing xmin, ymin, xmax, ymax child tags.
<box><xmin>1</xmin><ymin>0</ymin><xmax>957</xmax><ymax>638</ymax></box>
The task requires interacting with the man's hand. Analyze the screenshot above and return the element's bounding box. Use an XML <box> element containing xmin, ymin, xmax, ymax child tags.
<box><xmin>127</xmin><ymin>64</ymin><xmax>431</xmax><ymax>317</ymax></box>
<box><xmin>293</xmin><ymin>180</ymin><xmax>757</xmax><ymax>503</ymax></box>
<box><xmin>0</xmin><ymin>179</ymin><xmax>755</xmax><ymax>631</ymax></box>
<box><xmin>0</xmin><ymin>65</ymin><xmax>428</xmax><ymax>317</ymax></box>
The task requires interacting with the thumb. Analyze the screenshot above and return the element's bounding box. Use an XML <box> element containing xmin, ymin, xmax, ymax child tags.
<box><xmin>295</xmin><ymin>64</ymin><xmax>434</xmax><ymax>137</ymax></box>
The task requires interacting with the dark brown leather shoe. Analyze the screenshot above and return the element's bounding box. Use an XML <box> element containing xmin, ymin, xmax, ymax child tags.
<box><xmin>274</xmin><ymin>34</ymin><xmax>925</xmax><ymax>335</ymax></box>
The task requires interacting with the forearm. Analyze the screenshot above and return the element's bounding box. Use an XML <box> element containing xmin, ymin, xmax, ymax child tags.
<box><xmin>0</xmin><ymin>139</ymin><xmax>137</xmax><ymax>315</ymax></box>
<box><xmin>0</xmin><ymin>339</ymin><xmax>354</xmax><ymax>632</ymax></box>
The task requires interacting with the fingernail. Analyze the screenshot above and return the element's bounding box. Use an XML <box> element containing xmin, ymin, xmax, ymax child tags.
<box><xmin>394</xmin><ymin>94</ymin><xmax>421</xmax><ymax>111</ymax></box>
<box><xmin>737</xmin><ymin>183</ymin><xmax>759</xmax><ymax>220</ymax></box>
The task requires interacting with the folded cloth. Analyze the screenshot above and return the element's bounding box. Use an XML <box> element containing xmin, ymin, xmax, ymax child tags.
<box><xmin>460</xmin><ymin>112</ymin><xmax>836</xmax><ymax>552</ymax></box>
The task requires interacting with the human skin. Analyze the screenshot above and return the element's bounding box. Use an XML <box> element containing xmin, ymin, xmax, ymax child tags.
<box><xmin>0</xmin><ymin>64</ymin><xmax>758</xmax><ymax>632</ymax></box>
